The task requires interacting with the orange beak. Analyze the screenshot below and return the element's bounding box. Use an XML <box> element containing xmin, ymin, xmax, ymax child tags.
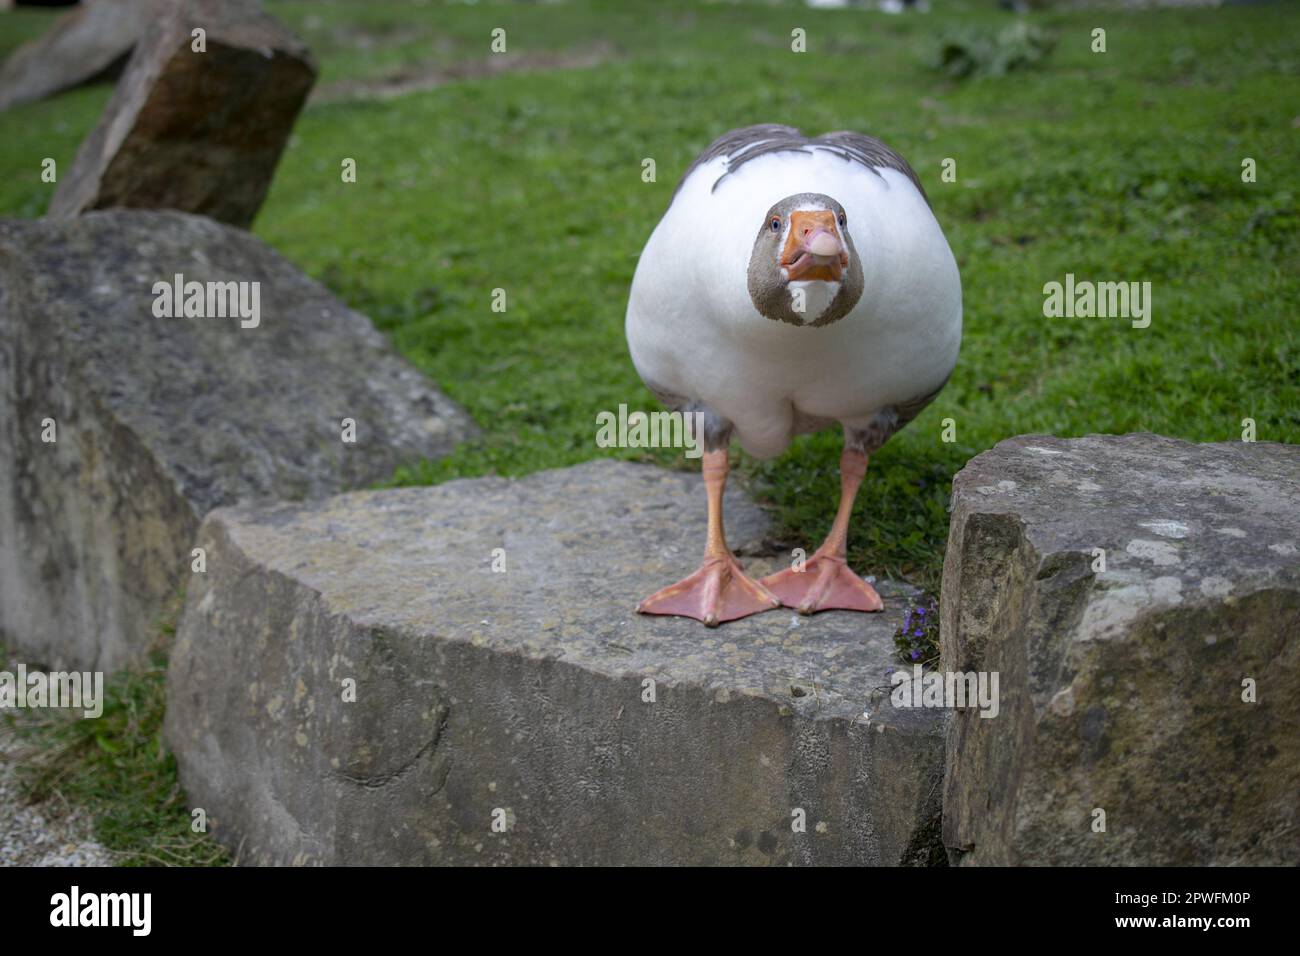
<box><xmin>780</xmin><ymin>209</ymin><xmax>848</xmax><ymax>282</ymax></box>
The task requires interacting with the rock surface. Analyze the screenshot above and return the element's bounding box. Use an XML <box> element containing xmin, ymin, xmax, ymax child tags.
<box><xmin>0</xmin><ymin>0</ymin><xmax>153</xmax><ymax>112</ymax></box>
<box><xmin>0</xmin><ymin>211</ymin><xmax>474</xmax><ymax>671</ymax></box>
<box><xmin>941</xmin><ymin>433</ymin><xmax>1300</xmax><ymax>866</ymax></box>
<box><xmin>48</xmin><ymin>0</ymin><xmax>315</xmax><ymax>228</ymax></box>
<box><xmin>164</xmin><ymin>460</ymin><xmax>945</xmax><ymax>866</ymax></box>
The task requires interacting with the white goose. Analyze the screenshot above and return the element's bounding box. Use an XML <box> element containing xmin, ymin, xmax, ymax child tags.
<box><xmin>626</xmin><ymin>124</ymin><xmax>961</xmax><ymax>626</ymax></box>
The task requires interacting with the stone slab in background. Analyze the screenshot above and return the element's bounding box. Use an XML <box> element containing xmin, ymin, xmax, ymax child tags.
<box><xmin>164</xmin><ymin>460</ymin><xmax>945</xmax><ymax>866</ymax></box>
<box><xmin>941</xmin><ymin>433</ymin><xmax>1300</xmax><ymax>866</ymax></box>
<box><xmin>48</xmin><ymin>0</ymin><xmax>315</xmax><ymax>228</ymax></box>
<box><xmin>0</xmin><ymin>210</ymin><xmax>475</xmax><ymax>671</ymax></box>
<box><xmin>0</xmin><ymin>0</ymin><xmax>154</xmax><ymax>112</ymax></box>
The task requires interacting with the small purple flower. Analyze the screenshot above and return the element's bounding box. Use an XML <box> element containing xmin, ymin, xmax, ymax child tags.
<box><xmin>912</xmin><ymin>629</ymin><xmax>923</xmax><ymax>638</ymax></box>
<box><xmin>910</xmin><ymin>649</ymin><xmax>921</xmax><ymax>661</ymax></box>
<box><xmin>915</xmin><ymin>607</ymin><xmax>926</xmax><ymax>617</ymax></box>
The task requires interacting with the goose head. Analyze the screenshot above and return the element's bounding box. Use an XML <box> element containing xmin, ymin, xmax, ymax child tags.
<box><xmin>747</xmin><ymin>192</ymin><xmax>864</xmax><ymax>328</ymax></box>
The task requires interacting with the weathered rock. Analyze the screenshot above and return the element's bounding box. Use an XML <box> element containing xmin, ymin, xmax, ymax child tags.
<box><xmin>941</xmin><ymin>433</ymin><xmax>1300</xmax><ymax>866</ymax></box>
<box><xmin>0</xmin><ymin>0</ymin><xmax>153</xmax><ymax>112</ymax></box>
<box><xmin>48</xmin><ymin>0</ymin><xmax>315</xmax><ymax>228</ymax></box>
<box><xmin>0</xmin><ymin>210</ymin><xmax>474</xmax><ymax>671</ymax></box>
<box><xmin>164</xmin><ymin>460</ymin><xmax>945</xmax><ymax>866</ymax></box>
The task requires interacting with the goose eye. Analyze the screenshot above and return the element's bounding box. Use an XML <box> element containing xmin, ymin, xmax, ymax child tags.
<box><xmin>770</xmin><ymin>217</ymin><xmax>781</xmax><ymax>232</ymax></box>
<box><xmin>838</xmin><ymin>213</ymin><xmax>847</xmax><ymax>228</ymax></box>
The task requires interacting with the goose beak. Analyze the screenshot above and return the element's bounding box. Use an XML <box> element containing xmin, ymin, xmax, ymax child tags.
<box><xmin>806</xmin><ymin>230</ymin><xmax>842</xmax><ymax>258</ymax></box>
<box><xmin>780</xmin><ymin>210</ymin><xmax>849</xmax><ymax>282</ymax></box>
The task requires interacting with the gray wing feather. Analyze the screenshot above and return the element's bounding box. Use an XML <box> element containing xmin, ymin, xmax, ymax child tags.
<box><xmin>672</xmin><ymin>124</ymin><xmax>929</xmax><ymax>207</ymax></box>
<box><xmin>812</xmin><ymin>130</ymin><xmax>929</xmax><ymax>206</ymax></box>
<box><xmin>850</xmin><ymin>375</ymin><xmax>951</xmax><ymax>454</ymax></box>
<box><xmin>893</xmin><ymin>375</ymin><xmax>949</xmax><ymax>429</ymax></box>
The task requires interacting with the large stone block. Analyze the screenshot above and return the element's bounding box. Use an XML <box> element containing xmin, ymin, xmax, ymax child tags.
<box><xmin>48</xmin><ymin>0</ymin><xmax>315</xmax><ymax>228</ymax></box>
<box><xmin>941</xmin><ymin>433</ymin><xmax>1300</xmax><ymax>865</ymax></box>
<box><xmin>0</xmin><ymin>210</ymin><xmax>474</xmax><ymax>671</ymax></box>
<box><xmin>164</xmin><ymin>460</ymin><xmax>945</xmax><ymax>866</ymax></box>
<box><xmin>0</xmin><ymin>0</ymin><xmax>153</xmax><ymax>112</ymax></box>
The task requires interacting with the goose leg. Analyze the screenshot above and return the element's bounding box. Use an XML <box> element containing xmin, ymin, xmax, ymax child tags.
<box><xmin>760</xmin><ymin>446</ymin><xmax>883</xmax><ymax>615</ymax></box>
<box><xmin>637</xmin><ymin>448</ymin><xmax>781</xmax><ymax>627</ymax></box>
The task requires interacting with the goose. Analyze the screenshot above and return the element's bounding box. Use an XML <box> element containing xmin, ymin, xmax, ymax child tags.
<box><xmin>626</xmin><ymin>124</ymin><xmax>961</xmax><ymax>626</ymax></box>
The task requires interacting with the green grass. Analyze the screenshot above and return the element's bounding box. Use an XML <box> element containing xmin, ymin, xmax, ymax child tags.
<box><xmin>1</xmin><ymin>606</ymin><xmax>228</xmax><ymax>866</ymax></box>
<box><xmin>253</xmin><ymin>0</ymin><xmax>1299</xmax><ymax>588</ymax></box>
<box><xmin>0</xmin><ymin>0</ymin><xmax>1296</xmax><ymax>861</ymax></box>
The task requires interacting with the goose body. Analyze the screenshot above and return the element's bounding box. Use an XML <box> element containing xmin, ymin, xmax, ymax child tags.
<box><xmin>625</xmin><ymin>125</ymin><xmax>962</xmax><ymax>626</ymax></box>
<box><xmin>626</xmin><ymin>126</ymin><xmax>961</xmax><ymax>459</ymax></box>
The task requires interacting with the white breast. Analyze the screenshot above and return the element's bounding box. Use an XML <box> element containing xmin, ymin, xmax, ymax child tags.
<box><xmin>626</xmin><ymin>148</ymin><xmax>962</xmax><ymax>459</ymax></box>
<box><xmin>787</xmin><ymin>280</ymin><xmax>840</xmax><ymax>325</ymax></box>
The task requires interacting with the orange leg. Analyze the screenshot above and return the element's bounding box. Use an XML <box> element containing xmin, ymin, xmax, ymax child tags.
<box><xmin>760</xmin><ymin>447</ymin><xmax>883</xmax><ymax>615</ymax></box>
<box><xmin>637</xmin><ymin>448</ymin><xmax>780</xmax><ymax>627</ymax></box>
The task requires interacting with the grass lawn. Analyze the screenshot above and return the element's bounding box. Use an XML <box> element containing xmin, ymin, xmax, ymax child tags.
<box><xmin>0</xmin><ymin>0</ymin><xmax>1296</xmax><ymax>864</ymax></box>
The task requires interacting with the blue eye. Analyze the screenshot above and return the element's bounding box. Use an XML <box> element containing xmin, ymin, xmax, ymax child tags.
<box><xmin>770</xmin><ymin>217</ymin><xmax>781</xmax><ymax>232</ymax></box>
